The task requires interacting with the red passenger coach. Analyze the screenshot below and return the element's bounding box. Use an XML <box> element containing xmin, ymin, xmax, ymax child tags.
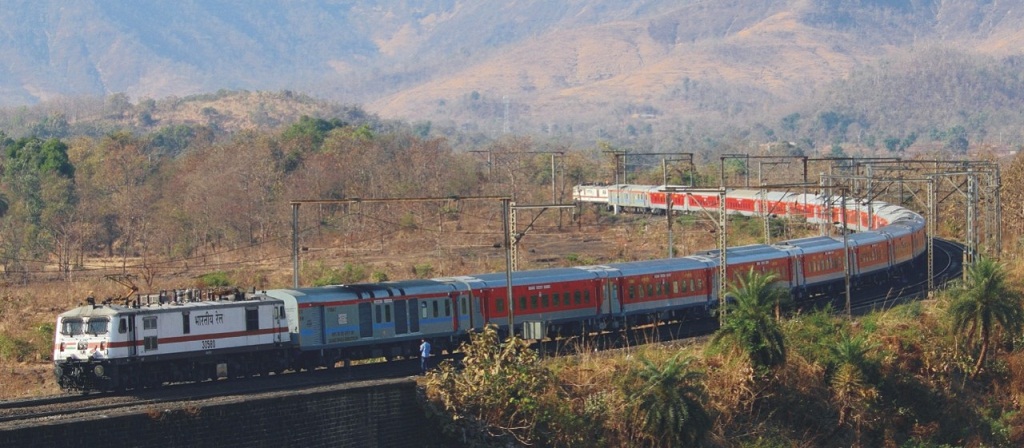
<box><xmin>606</xmin><ymin>256</ymin><xmax>717</xmax><ymax>325</ymax></box>
<box><xmin>701</xmin><ymin>244</ymin><xmax>794</xmax><ymax>291</ymax></box>
<box><xmin>725</xmin><ymin>190</ymin><xmax>761</xmax><ymax>216</ymax></box>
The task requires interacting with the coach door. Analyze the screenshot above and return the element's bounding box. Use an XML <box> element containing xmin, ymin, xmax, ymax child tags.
<box><xmin>394</xmin><ymin>300</ymin><xmax>409</xmax><ymax>335</ymax></box>
<box><xmin>601</xmin><ymin>273</ymin><xmax>622</xmax><ymax>314</ymax></box>
<box><xmin>457</xmin><ymin>294</ymin><xmax>472</xmax><ymax>332</ymax></box>
<box><xmin>124</xmin><ymin>314</ymin><xmax>138</xmax><ymax>357</ymax></box>
<box><xmin>358</xmin><ymin>303</ymin><xmax>373</xmax><ymax>338</ymax></box>
<box><xmin>407</xmin><ymin>298</ymin><xmax>420</xmax><ymax>333</ymax></box>
<box><xmin>301</xmin><ymin>306</ymin><xmax>325</xmax><ymax>345</ymax></box>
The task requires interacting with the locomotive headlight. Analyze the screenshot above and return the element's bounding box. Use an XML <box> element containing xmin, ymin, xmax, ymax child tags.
<box><xmin>100</xmin><ymin>341</ymin><xmax>107</xmax><ymax>351</ymax></box>
<box><xmin>94</xmin><ymin>365</ymin><xmax>104</xmax><ymax>377</ymax></box>
<box><xmin>59</xmin><ymin>342</ymin><xmax>65</xmax><ymax>352</ymax></box>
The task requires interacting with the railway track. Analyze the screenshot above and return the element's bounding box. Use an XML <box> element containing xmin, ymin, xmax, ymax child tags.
<box><xmin>0</xmin><ymin>239</ymin><xmax>964</xmax><ymax>426</ymax></box>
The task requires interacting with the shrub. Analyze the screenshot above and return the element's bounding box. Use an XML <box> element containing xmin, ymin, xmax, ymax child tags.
<box><xmin>197</xmin><ymin>271</ymin><xmax>231</xmax><ymax>287</ymax></box>
<box><xmin>413</xmin><ymin>263</ymin><xmax>434</xmax><ymax>278</ymax></box>
<box><xmin>0</xmin><ymin>334</ymin><xmax>32</xmax><ymax>362</ymax></box>
<box><xmin>304</xmin><ymin>260</ymin><xmax>367</xmax><ymax>286</ymax></box>
<box><xmin>423</xmin><ymin>325</ymin><xmax>556</xmax><ymax>445</ymax></box>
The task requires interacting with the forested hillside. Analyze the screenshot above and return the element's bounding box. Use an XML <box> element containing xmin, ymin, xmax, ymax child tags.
<box><xmin>2</xmin><ymin>1</ymin><xmax>1024</xmax><ymax>154</ymax></box>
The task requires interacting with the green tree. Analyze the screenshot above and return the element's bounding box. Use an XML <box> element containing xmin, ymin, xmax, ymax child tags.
<box><xmin>0</xmin><ymin>137</ymin><xmax>77</xmax><ymax>275</ymax></box>
<box><xmin>781</xmin><ymin>112</ymin><xmax>801</xmax><ymax>134</ymax></box>
<box><xmin>709</xmin><ymin>269</ymin><xmax>788</xmax><ymax>374</ymax></box>
<box><xmin>946</xmin><ymin>125</ymin><xmax>969</xmax><ymax>154</ymax></box>
<box><xmin>623</xmin><ymin>353</ymin><xmax>712</xmax><ymax>447</ymax></box>
<box><xmin>281</xmin><ymin>115</ymin><xmax>346</xmax><ymax>151</ymax></box>
<box><xmin>949</xmin><ymin>257</ymin><xmax>1024</xmax><ymax>378</ymax></box>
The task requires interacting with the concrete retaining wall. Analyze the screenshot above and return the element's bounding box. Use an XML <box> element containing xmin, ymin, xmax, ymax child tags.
<box><xmin>1</xmin><ymin>379</ymin><xmax>444</xmax><ymax>448</ymax></box>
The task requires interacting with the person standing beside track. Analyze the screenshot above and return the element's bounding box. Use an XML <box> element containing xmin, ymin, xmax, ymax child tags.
<box><xmin>419</xmin><ymin>338</ymin><xmax>432</xmax><ymax>374</ymax></box>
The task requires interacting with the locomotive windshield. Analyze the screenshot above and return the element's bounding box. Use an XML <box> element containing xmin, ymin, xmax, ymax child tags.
<box><xmin>86</xmin><ymin>318</ymin><xmax>110</xmax><ymax>335</ymax></box>
<box><xmin>60</xmin><ymin>318</ymin><xmax>84</xmax><ymax>335</ymax></box>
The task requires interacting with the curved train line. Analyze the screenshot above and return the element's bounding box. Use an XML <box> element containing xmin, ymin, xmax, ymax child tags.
<box><xmin>51</xmin><ymin>184</ymin><xmax>934</xmax><ymax>393</ymax></box>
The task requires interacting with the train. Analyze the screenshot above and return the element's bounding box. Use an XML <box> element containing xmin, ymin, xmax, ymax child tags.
<box><xmin>53</xmin><ymin>184</ymin><xmax>927</xmax><ymax>393</ymax></box>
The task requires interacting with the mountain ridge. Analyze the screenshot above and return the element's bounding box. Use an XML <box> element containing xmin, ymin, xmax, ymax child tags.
<box><xmin>2</xmin><ymin>1</ymin><xmax>1024</xmax><ymax>148</ymax></box>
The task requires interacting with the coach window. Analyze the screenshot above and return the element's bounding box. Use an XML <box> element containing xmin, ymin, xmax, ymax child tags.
<box><xmin>628</xmin><ymin>285</ymin><xmax>635</xmax><ymax>300</ymax></box>
<box><xmin>420</xmin><ymin>302</ymin><xmax>428</xmax><ymax>319</ymax></box>
<box><xmin>143</xmin><ymin>316</ymin><xmax>157</xmax><ymax>330</ymax></box>
<box><xmin>541</xmin><ymin>294</ymin><xmax>549</xmax><ymax>308</ymax></box>
<box><xmin>646</xmin><ymin>284</ymin><xmax>654</xmax><ymax>297</ymax></box>
<box><xmin>496</xmin><ymin>298</ymin><xmax>505</xmax><ymax>313</ymax></box>
<box><xmin>385</xmin><ymin>304</ymin><xmax>392</xmax><ymax>322</ymax></box>
<box><xmin>551</xmin><ymin>293</ymin><xmax>559</xmax><ymax>306</ymax></box>
<box><xmin>182</xmin><ymin>312</ymin><xmax>190</xmax><ymax>335</ymax></box>
<box><xmin>530</xmin><ymin>295</ymin><xmax>538</xmax><ymax>309</ymax></box>
<box><xmin>584</xmin><ymin>290</ymin><xmax>591</xmax><ymax>304</ymax></box>
<box><xmin>673</xmin><ymin>281</ymin><xmax>679</xmax><ymax>294</ymax></box>
<box><xmin>460</xmin><ymin>298</ymin><xmax>468</xmax><ymax>315</ymax></box>
<box><xmin>432</xmin><ymin>301</ymin><xmax>439</xmax><ymax>318</ymax></box>
<box><xmin>519</xmin><ymin>296</ymin><xmax>527</xmax><ymax>310</ymax></box>
<box><xmin>444</xmin><ymin>300</ymin><xmax>451</xmax><ymax>317</ymax></box>
<box><xmin>376</xmin><ymin>305</ymin><xmax>383</xmax><ymax>323</ymax></box>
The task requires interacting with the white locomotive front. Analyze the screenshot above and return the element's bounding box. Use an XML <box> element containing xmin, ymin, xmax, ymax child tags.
<box><xmin>54</xmin><ymin>293</ymin><xmax>291</xmax><ymax>393</ymax></box>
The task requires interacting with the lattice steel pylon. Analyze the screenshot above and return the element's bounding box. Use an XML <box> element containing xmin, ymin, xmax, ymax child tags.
<box><xmin>927</xmin><ymin>178</ymin><xmax>936</xmax><ymax>292</ymax></box>
<box><xmin>509</xmin><ymin>200</ymin><xmax>518</xmax><ymax>272</ymax></box>
<box><xmin>718</xmin><ymin>188</ymin><xmax>727</xmax><ymax>322</ymax></box>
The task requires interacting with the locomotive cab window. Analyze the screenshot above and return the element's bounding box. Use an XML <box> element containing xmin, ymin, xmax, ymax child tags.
<box><xmin>182</xmin><ymin>312</ymin><xmax>190</xmax><ymax>335</ymax></box>
<box><xmin>118</xmin><ymin>318</ymin><xmax>128</xmax><ymax>334</ymax></box>
<box><xmin>143</xmin><ymin>316</ymin><xmax>157</xmax><ymax>330</ymax></box>
<box><xmin>60</xmin><ymin>318</ymin><xmax>84</xmax><ymax>336</ymax></box>
<box><xmin>86</xmin><ymin>318</ymin><xmax>109</xmax><ymax>335</ymax></box>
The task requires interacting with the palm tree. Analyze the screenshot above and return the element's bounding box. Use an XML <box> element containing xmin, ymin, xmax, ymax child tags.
<box><xmin>710</xmin><ymin>268</ymin><xmax>789</xmax><ymax>373</ymax></box>
<box><xmin>626</xmin><ymin>353</ymin><xmax>712</xmax><ymax>447</ymax></box>
<box><xmin>949</xmin><ymin>257</ymin><xmax>1024</xmax><ymax>379</ymax></box>
<box><xmin>828</xmin><ymin>333</ymin><xmax>878</xmax><ymax>429</ymax></box>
